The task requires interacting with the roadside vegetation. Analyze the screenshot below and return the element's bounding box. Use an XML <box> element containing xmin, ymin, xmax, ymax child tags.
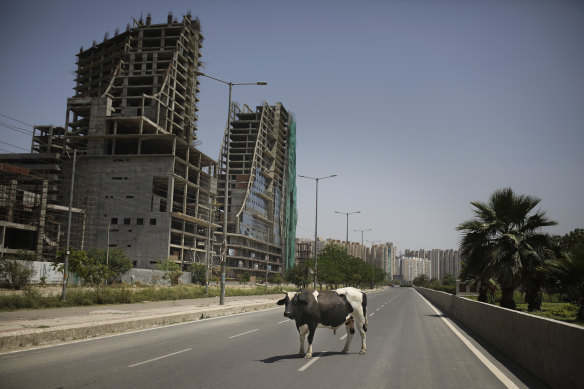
<box><xmin>413</xmin><ymin>273</ymin><xmax>456</xmax><ymax>295</ymax></box>
<box><xmin>0</xmin><ymin>284</ymin><xmax>291</xmax><ymax>311</ymax></box>
<box><xmin>456</xmin><ymin>187</ymin><xmax>584</xmax><ymax>325</ymax></box>
<box><xmin>283</xmin><ymin>242</ymin><xmax>387</xmax><ymax>290</ymax></box>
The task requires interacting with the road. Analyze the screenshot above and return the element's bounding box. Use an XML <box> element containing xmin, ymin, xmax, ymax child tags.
<box><xmin>0</xmin><ymin>287</ymin><xmax>547</xmax><ymax>388</ymax></box>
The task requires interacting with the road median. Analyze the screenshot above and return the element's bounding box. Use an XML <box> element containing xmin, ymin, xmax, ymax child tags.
<box><xmin>0</xmin><ymin>298</ymin><xmax>278</xmax><ymax>353</ymax></box>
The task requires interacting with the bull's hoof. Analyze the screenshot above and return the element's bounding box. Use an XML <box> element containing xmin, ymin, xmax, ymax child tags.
<box><xmin>304</xmin><ymin>353</ymin><xmax>312</xmax><ymax>358</ymax></box>
<box><xmin>359</xmin><ymin>349</ymin><xmax>366</xmax><ymax>355</ymax></box>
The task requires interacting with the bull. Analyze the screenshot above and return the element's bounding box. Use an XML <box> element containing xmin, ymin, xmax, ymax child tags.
<box><xmin>277</xmin><ymin>287</ymin><xmax>368</xmax><ymax>358</ymax></box>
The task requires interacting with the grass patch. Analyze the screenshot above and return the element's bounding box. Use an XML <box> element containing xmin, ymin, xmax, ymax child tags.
<box><xmin>0</xmin><ymin>284</ymin><xmax>290</xmax><ymax>311</ymax></box>
<box><xmin>463</xmin><ymin>292</ymin><xmax>583</xmax><ymax>326</ymax></box>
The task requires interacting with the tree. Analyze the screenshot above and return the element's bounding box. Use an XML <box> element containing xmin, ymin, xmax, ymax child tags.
<box><xmin>86</xmin><ymin>247</ymin><xmax>133</xmax><ymax>281</ymax></box>
<box><xmin>54</xmin><ymin>248</ymin><xmax>109</xmax><ymax>285</ymax></box>
<box><xmin>457</xmin><ymin>188</ymin><xmax>557</xmax><ymax>310</ymax></box>
<box><xmin>546</xmin><ymin>229</ymin><xmax>584</xmax><ymax>321</ymax></box>
<box><xmin>413</xmin><ymin>274</ymin><xmax>430</xmax><ymax>287</ymax></box>
<box><xmin>189</xmin><ymin>263</ymin><xmax>207</xmax><ymax>285</ymax></box>
<box><xmin>269</xmin><ymin>273</ymin><xmax>283</xmax><ymax>286</ymax></box>
<box><xmin>155</xmin><ymin>259</ymin><xmax>183</xmax><ymax>286</ymax></box>
<box><xmin>317</xmin><ymin>243</ymin><xmax>346</xmax><ymax>289</ymax></box>
<box><xmin>442</xmin><ymin>273</ymin><xmax>456</xmax><ymax>286</ymax></box>
<box><xmin>285</xmin><ymin>262</ymin><xmax>310</xmax><ymax>288</ymax></box>
<box><xmin>0</xmin><ymin>250</ymin><xmax>36</xmax><ymax>289</ymax></box>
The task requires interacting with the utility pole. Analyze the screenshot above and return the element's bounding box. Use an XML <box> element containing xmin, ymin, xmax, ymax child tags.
<box><xmin>298</xmin><ymin>174</ymin><xmax>337</xmax><ymax>290</ymax></box>
<box><xmin>62</xmin><ymin>149</ymin><xmax>76</xmax><ymax>301</ymax></box>
<box><xmin>195</xmin><ymin>70</ymin><xmax>266</xmax><ymax>305</ymax></box>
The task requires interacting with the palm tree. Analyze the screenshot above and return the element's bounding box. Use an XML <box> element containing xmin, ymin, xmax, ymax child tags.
<box><xmin>457</xmin><ymin>188</ymin><xmax>556</xmax><ymax>310</ymax></box>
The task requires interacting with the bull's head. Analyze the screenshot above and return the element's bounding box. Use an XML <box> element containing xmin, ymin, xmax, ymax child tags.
<box><xmin>277</xmin><ymin>290</ymin><xmax>300</xmax><ymax>320</ymax></box>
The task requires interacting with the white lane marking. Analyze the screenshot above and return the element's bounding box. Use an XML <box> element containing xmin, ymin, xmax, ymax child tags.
<box><xmin>415</xmin><ymin>291</ymin><xmax>519</xmax><ymax>389</ymax></box>
<box><xmin>278</xmin><ymin>320</ymin><xmax>289</xmax><ymax>324</ymax></box>
<box><xmin>340</xmin><ymin>334</ymin><xmax>347</xmax><ymax>340</ymax></box>
<box><xmin>228</xmin><ymin>328</ymin><xmax>259</xmax><ymax>339</ymax></box>
<box><xmin>128</xmin><ymin>348</ymin><xmax>191</xmax><ymax>368</ymax></box>
<box><xmin>1</xmin><ymin>307</ymin><xmax>282</xmax><ymax>356</ymax></box>
<box><xmin>376</xmin><ymin>308</ymin><xmax>381</xmax><ymax>312</ymax></box>
<box><xmin>298</xmin><ymin>350</ymin><xmax>327</xmax><ymax>372</ymax></box>
<box><xmin>369</xmin><ymin>312</ymin><xmax>375</xmax><ymax>317</ymax></box>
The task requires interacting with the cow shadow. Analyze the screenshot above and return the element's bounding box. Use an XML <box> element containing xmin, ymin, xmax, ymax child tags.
<box><xmin>259</xmin><ymin>351</ymin><xmax>344</xmax><ymax>364</ymax></box>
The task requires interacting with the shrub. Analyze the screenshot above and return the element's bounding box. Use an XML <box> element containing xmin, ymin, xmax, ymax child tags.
<box><xmin>155</xmin><ymin>259</ymin><xmax>183</xmax><ymax>286</ymax></box>
<box><xmin>0</xmin><ymin>252</ymin><xmax>36</xmax><ymax>289</ymax></box>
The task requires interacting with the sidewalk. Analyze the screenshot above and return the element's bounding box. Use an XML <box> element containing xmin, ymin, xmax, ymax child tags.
<box><xmin>0</xmin><ymin>294</ymin><xmax>281</xmax><ymax>353</ymax></box>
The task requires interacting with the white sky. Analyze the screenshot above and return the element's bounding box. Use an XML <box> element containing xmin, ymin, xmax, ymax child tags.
<box><xmin>1</xmin><ymin>0</ymin><xmax>582</xmax><ymax>252</ymax></box>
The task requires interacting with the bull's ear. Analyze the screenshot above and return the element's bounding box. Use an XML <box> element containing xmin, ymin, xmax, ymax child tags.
<box><xmin>297</xmin><ymin>293</ymin><xmax>310</xmax><ymax>304</ymax></box>
<box><xmin>277</xmin><ymin>298</ymin><xmax>286</xmax><ymax>305</ymax></box>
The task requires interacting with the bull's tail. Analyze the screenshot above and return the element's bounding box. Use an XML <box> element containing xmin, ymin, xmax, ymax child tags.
<box><xmin>362</xmin><ymin>292</ymin><xmax>368</xmax><ymax>332</ymax></box>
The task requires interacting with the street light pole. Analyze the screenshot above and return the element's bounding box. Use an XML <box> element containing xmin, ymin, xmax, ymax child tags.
<box><xmin>354</xmin><ymin>228</ymin><xmax>371</xmax><ymax>261</ymax></box>
<box><xmin>335</xmin><ymin>210</ymin><xmax>360</xmax><ymax>254</ymax></box>
<box><xmin>196</xmin><ymin>71</ymin><xmax>267</xmax><ymax>305</ymax></box>
<box><xmin>298</xmin><ymin>174</ymin><xmax>336</xmax><ymax>290</ymax></box>
<box><xmin>62</xmin><ymin>148</ymin><xmax>76</xmax><ymax>301</ymax></box>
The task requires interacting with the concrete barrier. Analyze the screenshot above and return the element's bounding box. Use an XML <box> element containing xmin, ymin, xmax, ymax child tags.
<box><xmin>415</xmin><ymin>287</ymin><xmax>584</xmax><ymax>389</ymax></box>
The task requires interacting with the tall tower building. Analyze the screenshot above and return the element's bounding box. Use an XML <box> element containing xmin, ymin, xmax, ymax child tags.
<box><xmin>218</xmin><ymin>103</ymin><xmax>296</xmax><ymax>280</ymax></box>
<box><xmin>64</xmin><ymin>14</ymin><xmax>218</xmax><ymax>268</ymax></box>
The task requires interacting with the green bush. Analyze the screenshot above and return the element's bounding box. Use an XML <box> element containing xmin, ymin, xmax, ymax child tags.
<box><xmin>0</xmin><ymin>251</ymin><xmax>36</xmax><ymax>289</ymax></box>
<box><xmin>0</xmin><ymin>283</ymin><xmax>288</xmax><ymax>311</ymax></box>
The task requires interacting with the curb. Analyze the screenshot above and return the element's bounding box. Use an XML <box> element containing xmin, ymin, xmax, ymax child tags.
<box><xmin>0</xmin><ymin>301</ymin><xmax>277</xmax><ymax>352</ymax></box>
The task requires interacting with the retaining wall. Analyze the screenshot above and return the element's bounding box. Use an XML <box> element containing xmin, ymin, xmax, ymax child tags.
<box><xmin>415</xmin><ymin>287</ymin><xmax>584</xmax><ymax>389</ymax></box>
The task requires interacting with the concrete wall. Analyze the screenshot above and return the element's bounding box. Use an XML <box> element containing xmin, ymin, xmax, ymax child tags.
<box><xmin>415</xmin><ymin>287</ymin><xmax>584</xmax><ymax>388</ymax></box>
<box><xmin>119</xmin><ymin>268</ymin><xmax>191</xmax><ymax>286</ymax></box>
<box><xmin>8</xmin><ymin>261</ymin><xmax>191</xmax><ymax>286</ymax></box>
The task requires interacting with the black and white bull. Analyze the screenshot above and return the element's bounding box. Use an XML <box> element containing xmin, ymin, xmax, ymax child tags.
<box><xmin>277</xmin><ymin>287</ymin><xmax>368</xmax><ymax>358</ymax></box>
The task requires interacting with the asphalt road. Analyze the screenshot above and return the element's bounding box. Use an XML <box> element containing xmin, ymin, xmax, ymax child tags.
<box><xmin>0</xmin><ymin>287</ymin><xmax>547</xmax><ymax>389</ymax></box>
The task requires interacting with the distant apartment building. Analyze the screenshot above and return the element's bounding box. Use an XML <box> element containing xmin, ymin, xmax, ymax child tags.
<box><xmin>400</xmin><ymin>248</ymin><xmax>460</xmax><ymax>281</ymax></box>
<box><xmin>400</xmin><ymin>256</ymin><xmax>431</xmax><ymax>282</ymax></box>
<box><xmin>295</xmin><ymin>237</ymin><xmax>326</xmax><ymax>264</ymax></box>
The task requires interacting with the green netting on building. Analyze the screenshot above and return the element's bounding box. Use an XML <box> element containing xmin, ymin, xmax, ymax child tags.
<box><xmin>284</xmin><ymin>119</ymin><xmax>297</xmax><ymax>270</ymax></box>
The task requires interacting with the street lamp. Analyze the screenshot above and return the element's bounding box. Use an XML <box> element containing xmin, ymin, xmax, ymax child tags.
<box><xmin>335</xmin><ymin>210</ymin><xmax>360</xmax><ymax>254</ymax></box>
<box><xmin>354</xmin><ymin>228</ymin><xmax>371</xmax><ymax>261</ymax></box>
<box><xmin>197</xmin><ymin>71</ymin><xmax>267</xmax><ymax>305</ymax></box>
<box><xmin>298</xmin><ymin>174</ymin><xmax>337</xmax><ymax>290</ymax></box>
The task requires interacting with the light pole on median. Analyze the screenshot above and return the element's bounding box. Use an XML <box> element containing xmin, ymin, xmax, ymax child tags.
<box><xmin>298</xmin><ymin>174</ymin><xmax>337</xmax><ymax>290</ymax></box>
<box><xmin>335</xmin><ymin>210</ymin><xmax>360</xmax><ymax>255</ymax></box>
<box><xmin>354</xmin><ymin>228</ymin><xmax>371</xmax><ymax>261</ymax></box>
<box><xmin>196</xmin><ymin>71</ymin><xmax>267</xmax><ymax>305</ymax></box>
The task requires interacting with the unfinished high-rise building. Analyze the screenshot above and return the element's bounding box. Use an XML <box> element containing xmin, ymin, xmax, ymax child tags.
<box><xmin>0</xmin><ymin>12</ymin><xmax>297</xmax><ymax>278</ymax></box>
<box><xmin>64</xmin><ymin>13</ymin><xmax>218</xmax><ymax>268</ymax></box>
<box><xmin>218</xmin><ymin>103</ymin><xmax>297</xmax><ymax>281</ymax></box>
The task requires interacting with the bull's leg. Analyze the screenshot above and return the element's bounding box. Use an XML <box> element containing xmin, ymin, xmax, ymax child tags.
<box><xmin>357</xmin><ymin>320</ymin><xmax>367</xmax><ymax>355</ymax></box>
<box><xmin>341</xmin><ymin>318</ymin><xmax>354</xmax><ymax>353</ymax></box>
<box><xmin>305</xmin><ymin>325</ymin><xmax>316</xmax><ymax>358</ymax></box>
<box><xmin>298</xmin><ymin>324</ymin><xmax>308</xmax><ymax>356</ymax></box>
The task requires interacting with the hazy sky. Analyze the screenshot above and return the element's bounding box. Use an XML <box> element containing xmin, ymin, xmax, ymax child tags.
<box><xmin>1</xmin><ymin>0</ymin><xmax>582</xmax><ymax>252</ymax></box>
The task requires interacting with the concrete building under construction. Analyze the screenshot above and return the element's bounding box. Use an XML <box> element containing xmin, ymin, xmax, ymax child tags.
<box><xmin>218</xmin><ymin>103</ymin><xmax>297</xmax><ymax>281</ymax></box>
<box><xmin>0</xmin><ymin>12</ymin><xmax>297</xmax><ymax>277</ymax></box>
<box><xmin>63</xmin><ymin>13</ymin><xmax>219</xmax><ymax>269</ymax></box>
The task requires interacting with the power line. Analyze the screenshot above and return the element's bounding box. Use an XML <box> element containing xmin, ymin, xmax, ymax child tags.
<box><xmin>0</xmin><ymin>113</ymin><xmax>34</xmax><ymax>127</ymax></box>
<box><xmin>0</xmin><ymin>140</ymin><xmax>28</xmax><ymax>152</ymax></box>
<box><xmin>0</xmin><ymin>121</ymin><xmax>34</xmax><ymax>136</ymax></box>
